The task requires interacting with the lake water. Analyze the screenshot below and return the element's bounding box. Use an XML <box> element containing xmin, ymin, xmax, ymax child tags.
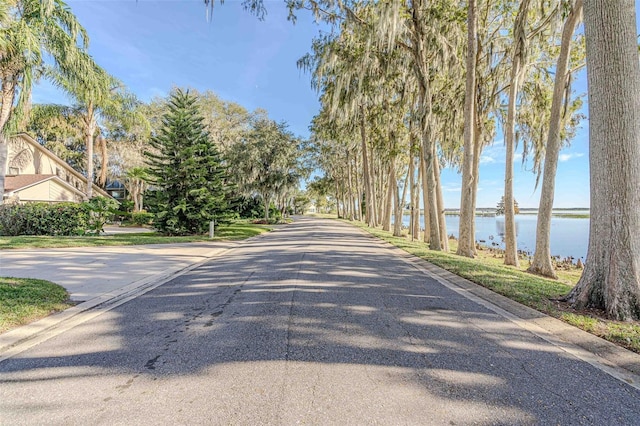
<box><xmin>402</xmin><ymin>215</ymin><xmax>589</xmax><ymax>260</ymax></box>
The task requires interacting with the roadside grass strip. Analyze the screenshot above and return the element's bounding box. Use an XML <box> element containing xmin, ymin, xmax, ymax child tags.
<box><xmin>0</xmin><ymin>277</ymin><xmax>74</xmax><ymax>333</ymax></box>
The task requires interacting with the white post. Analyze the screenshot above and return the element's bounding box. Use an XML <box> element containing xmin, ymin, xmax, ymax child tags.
<box><xmin>209</xmin><ymin>220</ymin><xmax>215</xmax><ymax>239</ymax></box>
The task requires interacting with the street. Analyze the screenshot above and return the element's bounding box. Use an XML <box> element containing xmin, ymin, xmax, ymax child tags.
<box><xmin>1</xmin><ymin>217</ymin><xmax>639</xmax><ymax>425</ymax></box>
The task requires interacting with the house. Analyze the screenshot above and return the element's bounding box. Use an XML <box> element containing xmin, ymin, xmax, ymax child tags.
<box><xmin>105</xmin><ymin>180</ymin><xmax>127</xmax><ymax>203</ymax></box>
<box><xmin>3</xmin><ymin>133</ymin><xmax>111</xmax><ymax>203</ymax></box>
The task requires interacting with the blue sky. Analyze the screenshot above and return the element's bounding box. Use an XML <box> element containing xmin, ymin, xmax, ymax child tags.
<box><xmin>34</xmin><ymin>0</ymin><xmax>623</xmax><ymax>209</ymax></box>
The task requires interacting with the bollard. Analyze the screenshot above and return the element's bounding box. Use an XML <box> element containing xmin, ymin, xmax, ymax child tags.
<box><xmin>209</xmin><ymin>220</ymin><xmax>215</xmax><ymax>239</ymax></box>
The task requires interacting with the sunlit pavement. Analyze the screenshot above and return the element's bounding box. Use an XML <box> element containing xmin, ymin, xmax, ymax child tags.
<box><xmin>0</xmin><ymin>241</ymin><xmax>235</xmax><ymax>302</ymax></box>
<box><xmin>1</xmin><ymin>217</ymin><xmax>639</xmax><ymax>424</ymax></box>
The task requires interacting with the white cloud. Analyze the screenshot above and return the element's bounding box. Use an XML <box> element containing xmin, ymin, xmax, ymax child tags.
<box><xmin>559</xmin><ymin>153</ymin><xmax>585</xmax><ymax>162</ymax></box>
<box><xmin>443</xmin><ymin>184</ymin><xmax>462</xmax><ymax>192</ymax></box>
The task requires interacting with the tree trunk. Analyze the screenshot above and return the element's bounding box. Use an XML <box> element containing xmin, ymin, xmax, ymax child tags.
<box><xmin>347</xmin><ymin>150</ymin><xmax>355</xmax><ymax>221</ymax></box>
<box><xmin>97</xmin><ymin>134</ymin><xmax>108</xmax><ymax>187</ymax></box>
<box><xmin>471</xmin><ymin>121</ymin><xmax>482</xmax><ymax>255</ymax></box>
<box><xmin>372</xmin><ymin>148</ymin><xmax>381</xmax><ymax>227</ymax></box>
<box><xmin>0</xmin><ymin>138</ymin><xmax>7</xmax><ymax>202</ymax></box>
<box><xmin>360</xmin><ymin>110</ymin><xmax>375</xmax><ymax>226</ymax></box>
<box><xmin>395</xmin><ymin>166</ymin><xmax>409</xmax><ymax>237</ymax></box>
<box><xmin>408</xmin><ymin>122</ymin><xmax>420</xmax><ymax>241</ymax></box>
<box><xmin>422</xmin><ymin>138</ymin><xmax>441</xmax><ymax>251</ymax></box>
<box><xmin>0</xmin><ymin>81</ymin><xmax>16</xmax><ymax>202</ymax></box>
<box><xmin>85</xmin><ymin>102</ymin><xmax>96</xmax><ymax>199</ymax></box>
<box><xmin>416</xmin><ymin>74</ymin><xmax>441</xmax><ymax>250</ymax></box>
<box><xmin>564</xmin><ymin>0</ymin><xmax>640</xmax><ymax>320</ymax></box>
<box><xmin>420</xmin><ymin>143</ymin><xmax>430</xmax><ymax>244</ymax></box>
<box><xmin>503</xmin><ymin>0</ymin><xmax>531</xmax><ymax>267</ymax></box>
<box><xmin>354</xmin><ymin>155</ymin><xmax>362</xmax><ymax>221</ymax></box>
<box><xmin>529</xmin><ymin>0</ymin><xmax>583</xmax><ymax>279</ymax></box>
<box><xmin>340</xmin><ymin>177</ymin><xmax>345</xmax><ymax>218</ymax></box>
<box><xmin>131</xmin><ymin>186</ymin><xmax>140</xmax><ymax>212</ymax></box>
<box><xmin>382</xmin><ymin>159</ymin><xmax>395</xmax><ymax>232</ymax></box>
<box><xmin>263</xmin><ymin>192</ymin><xmax>270</xmax><ymax>221</ymax></box>
<box><xmin>408</xmin><ymin>148</ymin><xmax>416</xmax><ymax>240</ymax></box>
<box><xmin>434</xmin><ymin>152</ymin><xmax>448</xmax><ymax>252</ymax></box>
<box><xmin>503</xmin><ymin>52</ymin><xmax>521</xmax><ymax>267</ymax></box>
<box><xmin>457</xmin><ymin>0</ymin><xmax>478</xmax><ymax>258</ymax></box>
<box><xmin>413</xmin><ymin>149</ymin><xmax>421</xmax><ymax>240</ymax></box>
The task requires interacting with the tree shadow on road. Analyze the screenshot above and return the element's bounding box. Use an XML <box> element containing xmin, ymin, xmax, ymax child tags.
<box><xmin>2</xmin><ymin>218</ymin><xmax>639</xmax><ymax>424</ymax></box>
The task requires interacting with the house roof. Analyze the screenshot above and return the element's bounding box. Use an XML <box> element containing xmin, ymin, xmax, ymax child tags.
<box><xmin>4</xmin><ymin>174</ymin><xmax>56</xmax><ymax>192</ymax></box>
<box><xmin>4</xmin><ymin>174</ymin><xmax>89</xmax><ymax>200</ymax></box>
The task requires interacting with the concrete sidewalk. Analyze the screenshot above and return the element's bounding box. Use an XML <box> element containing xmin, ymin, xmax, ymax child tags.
<box><xmin>0</xmin><ymin>241</ymin><xmax>236</xmax><ymax>302</ymax></box>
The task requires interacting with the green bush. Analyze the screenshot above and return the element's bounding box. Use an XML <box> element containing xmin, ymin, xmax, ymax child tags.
<box><xmin>0</xmin><ymin>202</ymin><xmax>89</xmax><ymax>236</ymax></box>
<box><xmin>0</xmin><ymin>197</ymin><xmax>117</xmax><ymax>236</ymax></box>
<box><xmin>131</xmin><ymin>211</ymin><xmax>154</xmax><ymax>226</ymax></box>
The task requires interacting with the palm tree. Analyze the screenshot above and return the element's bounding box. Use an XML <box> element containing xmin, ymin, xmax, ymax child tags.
<box><xmin>49</xmin><ymin>64</ymin><xmax>138</xmax><ymax>198</ymax></box>
<box><xmin>1</xmin><ymin>0</ymin><xmax>91</xmax><ymax>200</ymax></box>
<box><xmin>125</xmin><ymin>167</ymin><xmax>148</xmax><ymax>212</ymax></box>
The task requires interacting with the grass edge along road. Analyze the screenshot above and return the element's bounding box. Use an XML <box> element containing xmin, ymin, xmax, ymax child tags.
<box><xmin>0</xmin><ymin>277</ymin><xmax>73</xmax><ymax>333</ymax></box>
<box><xmin>341</xmin><ymin>218</ymin><xmax>640</xmax><ymax>354</ymax></box>
<box><xmin>0</xmin><ymin>221</ymin><xmax>270</xmax><ymax>332</ymax></box>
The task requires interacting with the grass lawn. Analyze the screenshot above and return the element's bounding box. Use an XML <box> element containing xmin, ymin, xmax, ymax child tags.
<box><xmin>0</xmin><ymin>221</ymin><xmax>270</xmax><ymax>250</ymax></box>
<box><xmin>347</xmin><ymin>220</ymin><xmax>640</xmax><ymax>354</ymax></box>
<box><xmin>0</xmin><ymin>277</ymin><xmax>74</xmax><ymax>333</ymax></box>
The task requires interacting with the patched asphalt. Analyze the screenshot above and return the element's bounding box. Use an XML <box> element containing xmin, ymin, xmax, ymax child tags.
<box><xmin>1</xmin><ymin>217</ymin><xmax>639</xmax><ymax>425</ymax></box>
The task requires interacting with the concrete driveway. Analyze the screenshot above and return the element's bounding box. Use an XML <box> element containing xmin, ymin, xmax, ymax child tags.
<box><xmin>0</xmin><ymin>241</ymin><xmax>235</xmax><ymax>302</ymax></box>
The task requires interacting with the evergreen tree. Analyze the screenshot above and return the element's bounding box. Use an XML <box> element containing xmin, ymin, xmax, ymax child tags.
<box><xmin>495</xmin><ymin>196</ymin><xmax>520</xmax><ymax>216</ymax></box>
<box><xmin>145</xmin><ymin>89</ymin><xmax>231</xmax><ymax>235</ymax></box>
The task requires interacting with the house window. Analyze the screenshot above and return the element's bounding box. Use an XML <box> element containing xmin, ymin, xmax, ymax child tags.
<box><xmin>8</xmin><ymin>167</ymin><xmax>19</xmax><ymax>175</ymax></box>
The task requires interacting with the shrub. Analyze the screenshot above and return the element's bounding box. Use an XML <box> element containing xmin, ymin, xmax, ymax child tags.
<box><xmin>85</xmin><ymin>197</ymin><xmax>119</xmax><ymax>235</ymax></box>
<box><xmin>131</xmin><ymin>211</ymin><xmax>154</xmax><ymax>226</ymax></box>
<box><xmin>112</xmin><ymin>210</ymin><xmax>132</xmax><ymax>222</ymax></box>
<box><xmin>0</xmin><ymin>197</ymin><xmax>117</xmax><ymax>236</ymax></box>
<box><xmin>0</xmin><ymin>202</ymin><xmax>89</xmax><ymax>236</ymax></box>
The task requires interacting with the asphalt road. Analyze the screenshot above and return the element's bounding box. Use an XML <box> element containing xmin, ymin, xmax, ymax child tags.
<box><xmin>1</xmin><ymin>217</ymin><xmax>639</xmax><ymax>425</ymax></box>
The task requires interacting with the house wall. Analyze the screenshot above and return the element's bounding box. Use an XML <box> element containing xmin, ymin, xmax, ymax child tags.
<box><xmin>5</xmin><ymin>134</ymin><xmax>111</xmax><ymax>200</ymax></box>
<box><xmin>16</xmin><ymin>181</ymin><xmax>81</xmax><ymax>203</ymax></box>
<box><xmin>33</xmin><ymin>150</ymin><xmax>56</xmax><ymax>175</ymax></box>
<box><xmin>8</xmin><ymin>137</ymin><xmax>74</xmax><ymax>178</ymax></box>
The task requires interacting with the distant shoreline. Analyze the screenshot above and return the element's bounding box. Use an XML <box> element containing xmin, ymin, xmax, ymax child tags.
<box><xmin>403</xmin><ymin>209</ymin><xmax>590</xmax><ymax>219</ymax></box>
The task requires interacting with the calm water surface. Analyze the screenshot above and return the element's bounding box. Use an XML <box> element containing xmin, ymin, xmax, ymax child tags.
<box><xmin>402</xmin><ymin>215</ymin><xmax>589</xmax><ymax>260</ymax></box>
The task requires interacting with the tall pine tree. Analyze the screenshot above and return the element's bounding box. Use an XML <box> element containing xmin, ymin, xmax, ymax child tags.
<box><xmin>146</xmin><ymin>89</ymin><xmax>231</xmax><ymax>235</ymax></box>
